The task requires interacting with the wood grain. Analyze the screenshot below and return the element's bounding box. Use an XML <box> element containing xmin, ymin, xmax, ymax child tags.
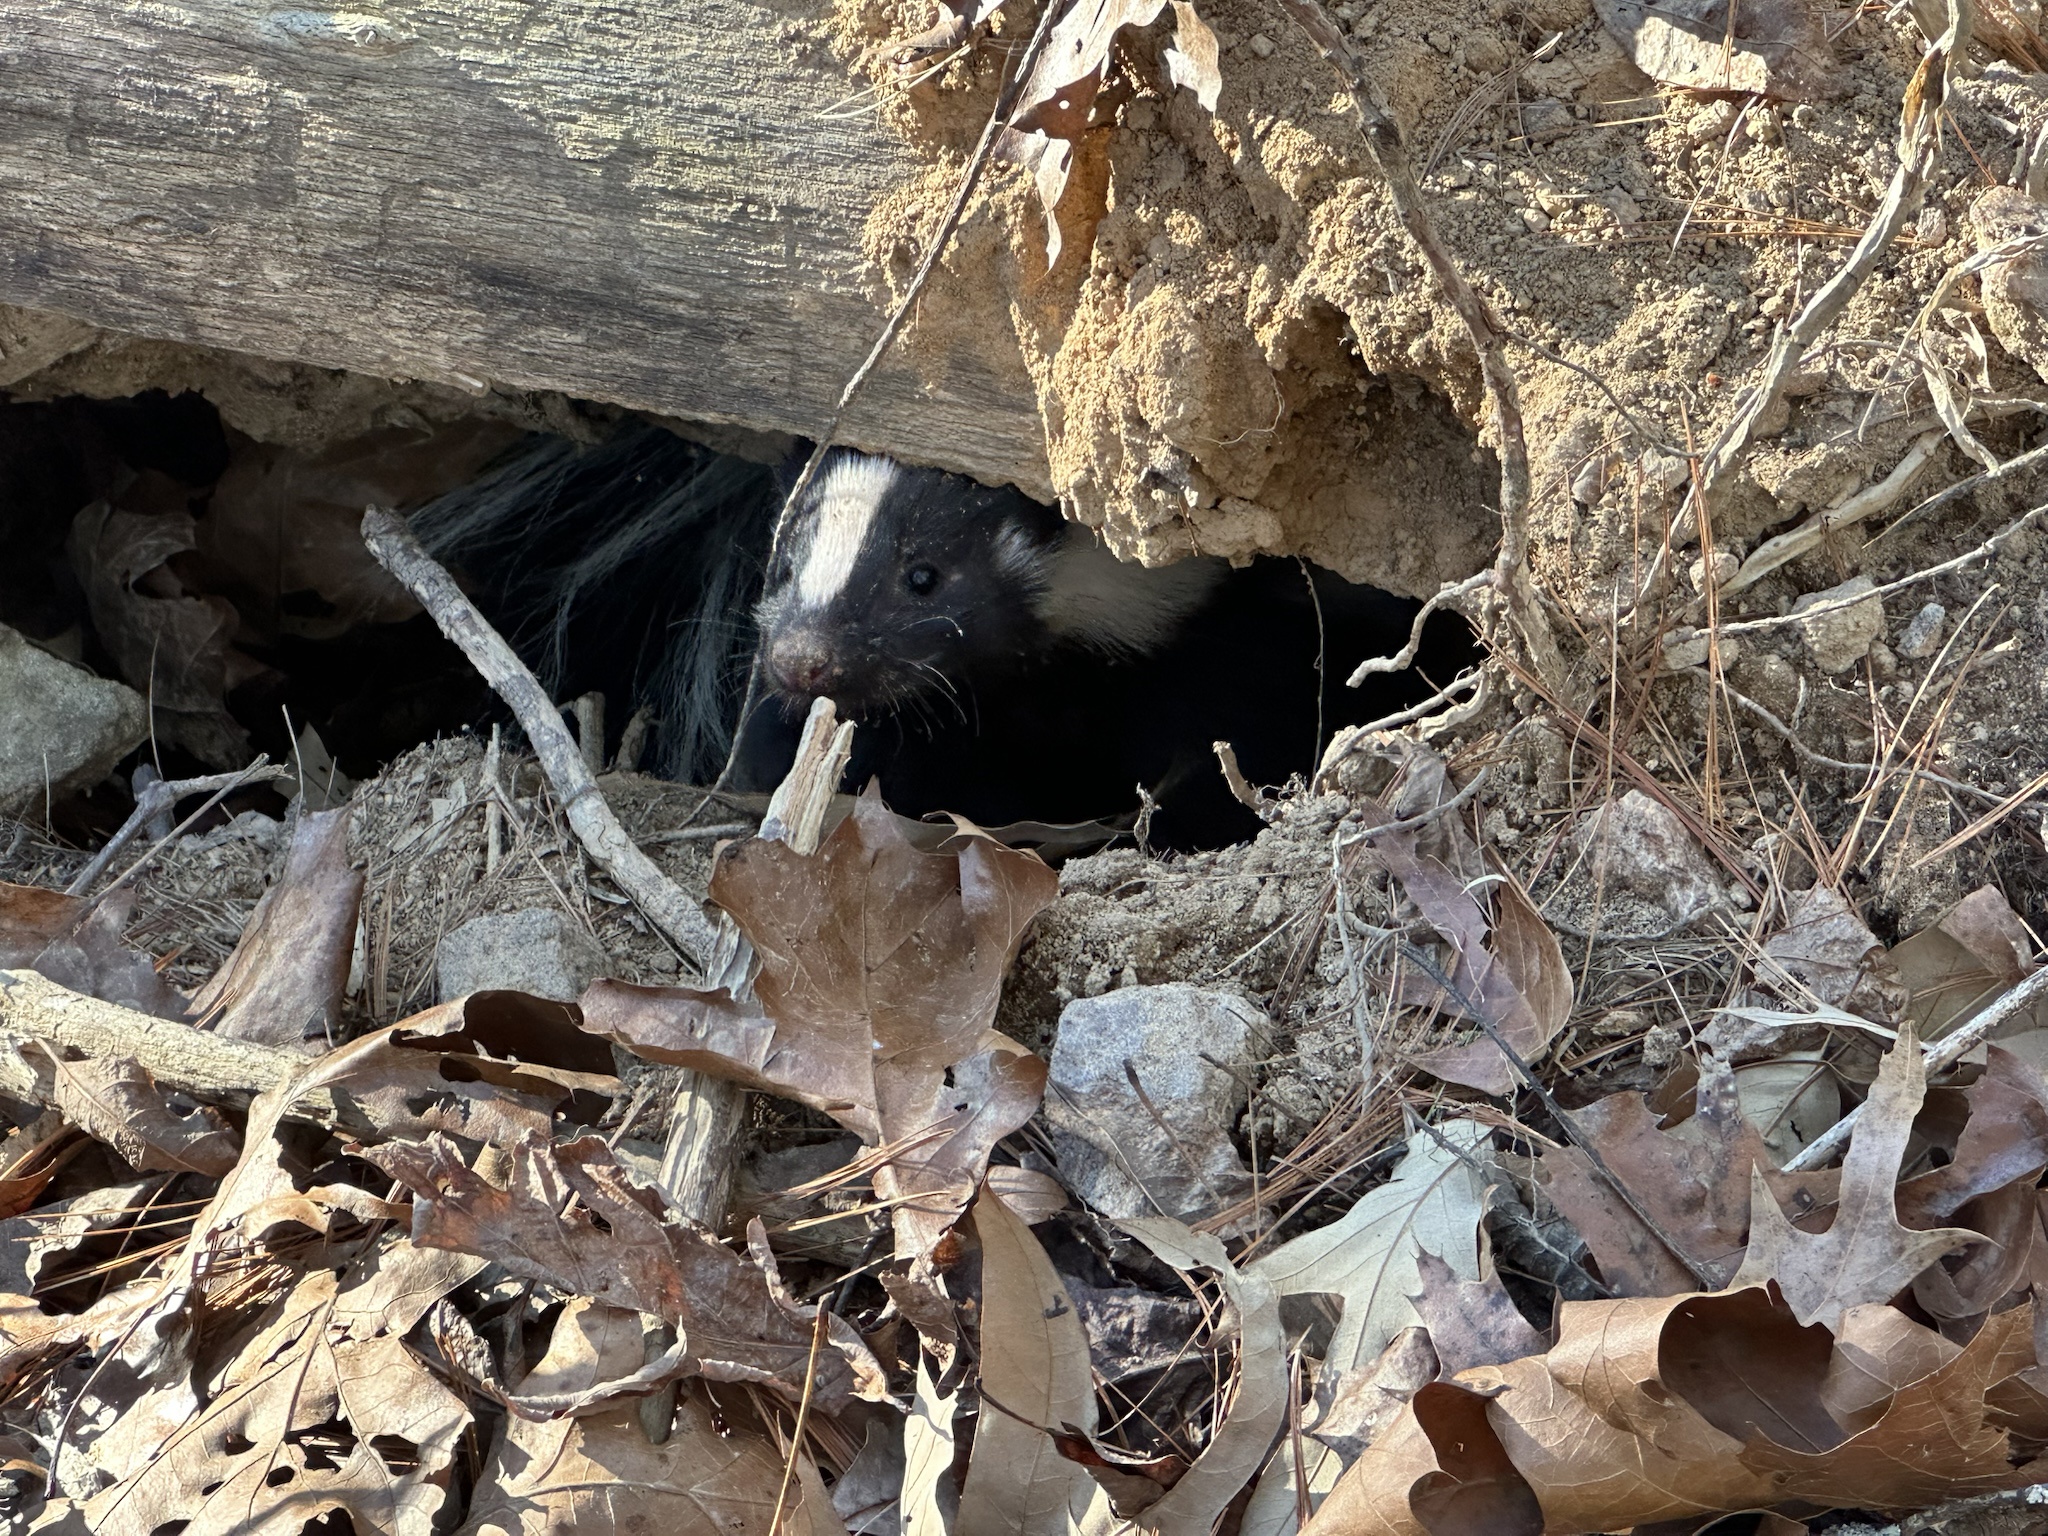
<box><xmin>0</xmin><ymin>0</ymin><xmax>1048</xmax><ymax>490</ymax></box>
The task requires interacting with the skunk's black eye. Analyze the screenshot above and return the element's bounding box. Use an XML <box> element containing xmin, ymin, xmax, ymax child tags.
<box><xmin>769</xmin><ymin>556</ymin><xmax>793</xmax><ymax>588</ymax></box>
<box><xmin>906</xmin><ymin>563</ymin><xmax>939</xmax><ymax>596</ymax></box>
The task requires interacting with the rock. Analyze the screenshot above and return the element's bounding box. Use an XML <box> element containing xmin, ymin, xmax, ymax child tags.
<box><xmin>435</xmin><ymin>908</ymin><xmax>610</xmax><ymax>1003</ymax></box>
<box><xmin>1970</xmin><ymin>187</ymin><xmax>2048</xmax><ymax>385</ymax></box>
<box><xmin>1754</xmin><ymin>884</ymin><xmax>1903</xmax><ymax>1021</ymax></box>
<box><xmin>1659</xmin><ymin>626</ymin><xmax>1739</xmax><ymax>673</ymax></box>
<box><xmin>1687</xmin><ymin>549</ymin><xmax>1738</xmax><ymax>593</ymax></box>
<box><xmin>0</xmin><ymin>623</ymin><xmax>147</xmax><ymax>815</ymax></box>
<box><xmin>1791</xmin><ymin>575</ymin><xmax>1881</xmax><ymax>674</ymax></box>
<box><xmin>1521</xmin><ymin>98</ymin><xmax>1575</xmax><ymax>143</ymax></box>
<box><xmin>1573</xmin><ymin>789</ymin><xmax>1725</xmax><ymax>925</ymax></box>
<box><xmin>1246</xmin><ymin>31</ymin><xmax>1275</xmax><ymax>56</ymax></box>
<box><xmin>1046</xmin><ymin>984</ymin><xmax>1261</xmax><ymax>1227</ymax></box>
<box><xmin>1660</xmin><ymin>628</ymin><xmax>1708</xmax><ymax>671</ymax></box>
<box><xmin>1897</xmin><ymin>601</ymin><xmax>1946</xmax><ymax>661</ymax></box>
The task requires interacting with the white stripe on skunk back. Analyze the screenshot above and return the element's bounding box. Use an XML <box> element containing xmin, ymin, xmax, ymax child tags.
<box><xmin>1034</xmin><ymin>534</ymin><xmax>1225</xmax><ymax>659</ymax></box>
<box><xmin>795</xmin><ymin>455</ymin><xmax>899</xmax><ymax>609</ymax></box>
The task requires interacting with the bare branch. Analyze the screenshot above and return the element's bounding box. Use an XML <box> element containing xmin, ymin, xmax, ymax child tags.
<box><xmin>362</xmin><ymin>507</ymin><xmax>721</xmax><ymax>965</ymax></box>
<box><xmin>1268</xmin><ymin>0</ymin><xmax>1564</xmax><ymax>691</ymax></box>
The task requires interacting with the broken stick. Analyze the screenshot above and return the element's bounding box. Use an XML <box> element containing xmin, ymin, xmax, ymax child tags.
<box><xmin>659</xmin><ymin>698</ymin><xmax>855</xmax><ymax>1227</ymax></box>
<box><xmin>362</xmin><ymin>507</ymin><xmax>720</xmax><ymax>968</ymax></box>
<box><xmin>0</xmin><ymin>968</ymin><xmax>313</xmax><ymax>1113</ymax></box>
<box><xmin>362</xmin><ymin>505</ymin><xmax>740</xmax><ymax>1229</ymax></box>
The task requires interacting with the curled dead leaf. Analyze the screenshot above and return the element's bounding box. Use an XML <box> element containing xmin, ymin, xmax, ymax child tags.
<box><xmin>997</xmin><ymin>0</ymin><xmax>1221</xmax><ymax>265</ymax></box>
<box><xmin>1311</xmin><ymin>1285</ymin><xmax>2044</xmax><ymax>1536</ymax></box>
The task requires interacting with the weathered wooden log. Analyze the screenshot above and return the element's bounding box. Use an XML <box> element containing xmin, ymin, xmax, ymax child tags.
<box><xmin>0</xmin><ymin>0</ymin><xmax>1047</xmax><ymax>492</ymax></box>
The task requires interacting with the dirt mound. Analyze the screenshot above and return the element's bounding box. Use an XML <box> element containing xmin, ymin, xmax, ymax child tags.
<box><xmin>837</xmin><ymin>0</ymin><xmax>2046</xmax><ymax>601</ymax></box>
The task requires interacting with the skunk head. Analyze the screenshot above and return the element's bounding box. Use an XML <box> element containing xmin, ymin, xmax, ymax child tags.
<box><xmin>752</xmin><ymin>451</ymin><xmax>1222</xmax><ymax>720</ymax></box>
<box><xmin>753</xmin><ymin>453</ymin><xmax>1062</xmax><ymax>719</ymax></box>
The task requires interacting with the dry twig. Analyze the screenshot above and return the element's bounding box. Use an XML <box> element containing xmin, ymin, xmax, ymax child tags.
<box><xmin>63</xmin><ymin>765</ymin><xmax>292</xmax><ymax>899</ymax></box>
<box><xmin>1785</xmin><ymin>966</ymin><xmax>2048</xmax><ymax>1172</ymax></box>
<box><xmin>1642</xmin><ymin>0</ymin><xmax>1967</xmax><ymax>610</ymax></box>
<box><xmin>363</xmin><ymin>507</ymin><xmax>742</xmax><ymax>1227</ymax></box>
<box><xmin>1269</xmin><ymin>0</ymin><xmax>1565</xmax><ymax>694</ymax></box>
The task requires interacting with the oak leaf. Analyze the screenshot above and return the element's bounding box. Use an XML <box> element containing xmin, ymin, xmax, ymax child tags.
<box><xmin>1246</xmin><ymin>1119</ymin><xmax>1492</xmax><ymax>1376</ymax></box>
<box><xmin>39</xmin><ymin>1047</ymin><xmax>240</xmax><ymax>1176</ymax></box>
<box><xmin>998</xmin><ymin>0</ymin><xmax>1220</xmax><ymax>266</ymax></box>
<box><xmin>185</xmin><ymin>804</ymin><xmax>361</xmax><ymax>1052</ymax></box>
<box><xmin>580</xmin><ymin>792</ymin><xmax>1057</xmax><ymax>1257</ymax></box>
<box><xmin>1733</xmin><ymin>1029</ymin><xmax>1977</xmax><ymax>1331</ymax></box>
<box><xmin>1409</xmin><ymin>1247</ymin><xmax>1546</xmax><ymax>1377</ymax></box>
<box><xmin>1366</xmin><ymin>815</ymin><xmax>1569</xmax><ymax>1096</ymax></box>
<box><xmin>462</xmin><ymin>1296</ymin><xmax>843</xmax><ymax>1536</ymax></box>
<box><xmin>957</xmin><ymin>1180</ymin><xmax>1099</xmax><ymax>1535</ymax></box>
<box><xmin>1539</xmin><ymin>1054</ymin><xmax>1837</xmax><ymax>1296</ymax></box>
<box><xmin>367</xmin><ymin>1130</ymin><xmax>886</xmax><ymax>1412</ymax></box>
<box><xmin>78</xmin><ymin>1267</ymin><xmax>472</xmax><ymax>1536</ymax></box>
<box><xmin>1309</xmin><ymin>1285</ymin><xmax>2043</xmax><ymax>1536</ymax></box>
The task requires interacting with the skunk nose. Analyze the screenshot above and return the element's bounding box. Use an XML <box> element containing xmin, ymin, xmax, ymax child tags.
<box><xmin>768</xmin><ymin>632</ymin><xmax>841</xmax><ymax>696</ymax></box>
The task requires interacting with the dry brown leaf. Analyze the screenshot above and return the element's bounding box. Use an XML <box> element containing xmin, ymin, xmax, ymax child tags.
<box><xmin>1752</xmin><ymin>884</ymin><xmax>1903</xmax><ymax>1021</ymax></box>
<box><xmin>42</xmin><ymin>1047</ymin><xmax>240</xmax><ymax>1176</ymax></box>
<box><xmin>0</xmin><ymin>881</ymin><xmax>85</xmax><ymax>966</ymax></box>
<box><xmin>124</xmin><ymin>995</ymin><xmax>623</xmax><ymax>1369</ymax></box>
<box><xmin>367</xmin><ymin>1130</ymin><xmax>884</xmax><ymax>1411</ymax></box>
<box><xmin>958</xmin><ymin>1179</ymin><xmax>1100</xmax><ymax>1535</ymax></box>
<box><xmin>1914</xmin><ymin>1178</ymin><xmax>2040</xmax><ymax>1324</ymax></box>
<box><xmin>1409</xmin><ymin>1247</ymin><xmax>1546</xmax><ymax>1377</ymax></box>
<box><xmin>987</xmin><ymin>1163</ymin><xmax>1070</xmax><ymax>1224</ymax></box>
<box><xmin>450</xmin><ymin>1296</ymin><xmax>843</xmax><ymax>1536</ymax></box>
<box><xmin>1310</xmin><ymin>1285</ymin><xmax>2043</xmax><ymax>1536</ymax></box>
<box><xmin>1247</xmin><ymin>1120</ymin><xmax>1492</xmax><ymax>1378</ymax></box>
<box><xmin>1300</xmin><ymin>1377</ymin><xmax>1544</xmax><ymax>1536</ymax></box>
<box><xmin>68</xmin><ymin>493</ymin><xmax>253</xmax><ymax>767</ymax></box>
<box><xmin>1734</xmin><ymin>1029</ymin><xmax>1978</xmax><ymax>1331</ymax></box>
<box><xmin>186</xmin><ymin>804</ymin><xmax>362</xmax><ymax>1052</ymax></box>
<box><xmin>1371</xmin><ymin>823</ymin><xmax>1569</xmax><ymax>1095</ymax></box>
<box><xmin>997</xmin><ymin>0</ymin><xmax>1220</xmax><ymax>266</ymax></box>
<box><xmin>1241</xmin><ymin>1121</ymin><xmax>1492</xmax><ymax>1529</ymax></box>
<box><xmin>581</xmin><ymin>792</ymin><xmax>1057</xmax><ymax>1257</ymax></box>
<box><xmin>1742</xmin><ymin>1304</ymin><xmax>2040</xmax><ymax>1508</ymax></box>
<box><xmin>79</xmin><ymin>1266</ymin><xmax>472</xmax><ymax>1536</ymax></box>
<box><xmin>0</xmin><ymin>1280</ymin><xmax>154</xmax><ymax>1397</ymax></box>
<box><xmin>20</xmin><ymin>887</ymin><xmax>180</xmax><ymax>1018</ymax></box>
<box><xmin>1539</xmin><ymin>1055</ymin><xmax>1837</xmax><ymax>1296</ymax></box>
<box><xmin>1890</xmin><ymin>885</ymin><xmax>2039</xmax><ymax>1041</ymax></box>
<box><xmin>1306</xmin><ymin>1326</ymin><xmax>1440</xmax><ymax>1465</ymax></box>
<box><xmin>1820</xmin><ymin>1301</ymin><xmax>1960</xmax><ymax>1433</ymax></box>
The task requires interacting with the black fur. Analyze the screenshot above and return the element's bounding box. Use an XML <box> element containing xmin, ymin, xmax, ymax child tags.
<box><xmin>734</xmin><ymin>451</ymin><xmax>1475</xmax><ymax>849</ymax></box>
<box><xmin>415</xmin><ymin>428</ymin><xmax>1473</xmax><ymax>851</ymax></box>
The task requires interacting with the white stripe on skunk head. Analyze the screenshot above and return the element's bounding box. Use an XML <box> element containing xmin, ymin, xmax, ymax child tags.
<box><xmin>754</xmin><ymin>451</ymin><xmax>1219</xmax><ymax>716</ymax></box>
<box><xmin>793</xmin><ymin>455</ymin><xmax>899</xmax><ymax>609</ymax></box>
<box><xmin>1034</xmin><ymin>534</ymin><xmax>1223</xmax><ymax>658</ymax></box>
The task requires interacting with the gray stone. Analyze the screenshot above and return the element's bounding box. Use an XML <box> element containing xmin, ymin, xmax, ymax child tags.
<box><xmin>1574</xmin><ymin>789</ymin><xmax>1726</xmax><ymax>926</ymax></box>
<box><xmin>0</xmin><ymin>623</ymin><xmax>147</xmax><ymax>814</ymax></box>
<box><xmin>1897</xmin><ymin>601</ymin><xmax>1947</xmax><ymax>661</ymax></box>
<box><xmin>1791</xmin><ymin>574</ymin><xmax>1882</xmax><ymax>674</ymax></box>
<box><xmin>436</xmin><ymin>908</ymin><xmax>609</xmax><ymax>1003</ymax></box>
<box><xmin>1047</xmin><ymin>983</ymin><xmax>1261</xmax><ymax>1226</ymax></box>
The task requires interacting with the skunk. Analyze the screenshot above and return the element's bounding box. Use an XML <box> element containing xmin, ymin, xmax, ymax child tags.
<box><xmin>411</xmin><ymin>426</ymin><xmax>773</xmax><ymax>782</ymax></box>
<box><xmin>730</xmin><ymin>449</ymin><xmax>1473</xmax><ymax>849</ymax></box>
<box><xmin>414</xmin><ymin>424</ymin><xmax>1470</xmax><ymax>850</ymax></box>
